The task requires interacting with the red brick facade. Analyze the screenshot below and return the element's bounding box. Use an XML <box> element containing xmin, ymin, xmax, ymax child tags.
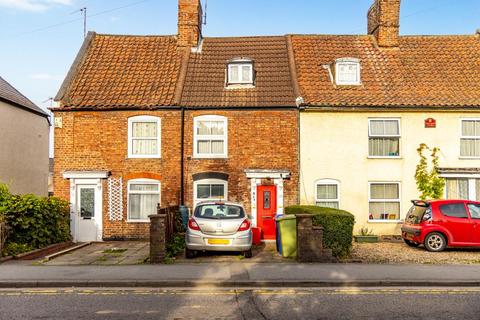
<box><xmin>53</xmin><ymin>110</ymin><xmax>182</xmax><ymax>240</ymax></box>
<box><xmin>53</xmin><ymin>108</ymin><xmax>299</xmax><ymax>240</ymax></box>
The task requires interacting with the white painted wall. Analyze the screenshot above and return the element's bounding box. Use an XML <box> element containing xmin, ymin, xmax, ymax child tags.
<box><xmin>300</xmin><ymin>111</ymin><xmax>480</xmax><ymax>235</ymax></box>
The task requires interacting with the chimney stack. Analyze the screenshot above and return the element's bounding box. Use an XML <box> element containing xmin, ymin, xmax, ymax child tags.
<box><xmin>367</xmin><ymin>0</ymin><xmax>401</xmax><ymax>47</ymax></box>
<box><xmin>178</xmin><ymin>0</ymin><xmax>202</xmax><ymax>48</ymax></box>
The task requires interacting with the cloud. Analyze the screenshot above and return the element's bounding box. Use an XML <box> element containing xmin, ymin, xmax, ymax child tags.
<box><xmin>0</xmin><ymin>0</ymin><xmax>73</xmax><ymax>12</ymax></box>
<box><xmin>29</xmin><ymin>73</ymin><xmax>64</xmax><ymax>81</ymax></box>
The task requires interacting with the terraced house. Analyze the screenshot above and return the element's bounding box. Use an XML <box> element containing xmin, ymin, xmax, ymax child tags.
<box><xmin>52</xmin><ymin>0</ymin><xmax>298</xmax><ymax>241</ymax></box>
<box><xmin>53</xmin><ymin>0</ymin><xmax>480</xmax><ymax>241</ymax></box>
<box><xmin>293</xmin><ymin>0</ymin><xmax>480</xmax><ymax>235</ymax></box>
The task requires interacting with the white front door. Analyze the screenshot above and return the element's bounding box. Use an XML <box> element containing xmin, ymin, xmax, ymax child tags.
<box><xmin>74</xmin><ymin>184</ymin><xmax>102</xmax><ymax>242</ymax></box>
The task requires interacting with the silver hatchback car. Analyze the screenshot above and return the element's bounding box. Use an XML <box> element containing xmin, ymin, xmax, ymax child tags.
<box><xmin>185</xmin><ymin>201</ymin><xmax>253</xmax><ymax>258</ymax></box>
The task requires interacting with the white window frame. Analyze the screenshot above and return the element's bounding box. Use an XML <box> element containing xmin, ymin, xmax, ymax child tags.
<box><xmin>127</xmin><ymin>178</ymin><xmax>161</xmax><ymax>223</ymax></box>
<box><xmin>368</xmin><ymin>118</ymin><xmax>401</xmax><ymax>158</ymax></box>
<box><xmin>460</xmin><ymin>118</ymin><xmax>480</xmax><ymax>159</ymax></box>
<box><xmin>441</xmin><ymin>174</ymin><xmax>480</xmax><ymax>201</ymax></box>
<box><xmin>368</xmin><ymin>182</ymin><xmax>402</xmax><ymax>223</ymax></box>
<box><xmin>127</xmin><ymin>116</ymin><xmax>161</xmax><ymax>159</ymax></box>
<box><xmin>227</xmin><ymin>59</ymin><xmax>254</xmax><ymax>85</ymax></box>
<box><xmin>193</xmin><ymin>178</ymin><xmax>228</xmax><ymax>208</ymax></box>
<box><xmin>335</xmin><ymin>58</ymin><xmax>361</xmax><ymax>86</ymax></box>
<box><xmin>315</xmin><ymin>179</ymin><xmax>340</xmax><ymax>209</ymax></box>
<box><xmin>193</xmin><ymin>115</ymin><xmax>228</xmax><ymax>158</ymax></box>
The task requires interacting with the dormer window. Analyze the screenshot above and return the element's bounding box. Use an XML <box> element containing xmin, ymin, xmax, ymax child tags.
<box><xmin>227</xmin><ymin>58</ymin><xmax>254</xmax><ymax>86</ymax></box>
<box><xmin>335</xmin><ymin>58</ymin><xmax>361</xmax><ymax>86</ymax></box>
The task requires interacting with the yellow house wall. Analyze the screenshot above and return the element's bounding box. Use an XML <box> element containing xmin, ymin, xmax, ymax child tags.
<box><xmin>300</xmin><ymin>111</ymin><xmax>480</xmax><ymax>235</ymax></box>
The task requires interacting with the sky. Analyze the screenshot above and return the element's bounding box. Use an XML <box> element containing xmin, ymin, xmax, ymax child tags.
<box><xmin>0</xmin><ymin>0</ymin><xmax>479</xmax><ymax>114</ymax></box>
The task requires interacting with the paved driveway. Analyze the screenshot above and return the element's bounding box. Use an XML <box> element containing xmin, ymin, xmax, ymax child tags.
<box><xmin>44</xmin><ymin>241</ymin><xmax>149</xmax><ymax>265</ymax></box>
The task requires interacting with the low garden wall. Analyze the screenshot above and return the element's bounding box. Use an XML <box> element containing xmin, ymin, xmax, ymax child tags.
<box><xmin>0</xmin><ymin>222</ymin><xmax>7</xmax><ymax>256</ymax></box>
<box><xmin>285</xmin><ymin>206</ymin><xmax>355</xmax><ymax>258</ymax></box>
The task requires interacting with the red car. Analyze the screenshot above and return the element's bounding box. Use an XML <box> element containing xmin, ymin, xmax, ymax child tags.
<box><xmin>401</xmin><ymin>199</ymin><xmax>480</xmax><ymax>252</ymax></box>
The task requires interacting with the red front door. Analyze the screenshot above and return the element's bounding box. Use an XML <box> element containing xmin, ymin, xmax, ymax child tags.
<box><xmin>257</xmin><ymin>185</ymin><xmax>277</xmax><ymax>240</ymax></box>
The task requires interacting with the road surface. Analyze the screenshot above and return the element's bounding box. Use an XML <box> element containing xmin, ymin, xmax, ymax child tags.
<box><xmin>0</xmin><ymin>287</ymin><xmax>478</xmax><ymax>319</ymax></box>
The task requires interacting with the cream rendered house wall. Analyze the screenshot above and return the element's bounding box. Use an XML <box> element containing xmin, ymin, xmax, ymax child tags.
<box><xmin>300</xmin><ymin>111</ymin><xmax>480</xmax><ymax>235</ymax></box>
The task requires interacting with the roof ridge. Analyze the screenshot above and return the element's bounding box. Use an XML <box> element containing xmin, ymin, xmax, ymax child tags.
<box><xmin>0</xmin><ymin>76</ymin><xmax>39</xmax><ymax>108</ymax></box>
<box><xmin>94</xmin><ymin>33</ymin><xmax>177</xmax><ymax>38</ymax></box>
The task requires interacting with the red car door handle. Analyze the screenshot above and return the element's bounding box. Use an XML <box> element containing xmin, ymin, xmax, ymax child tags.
<box><xmin>262</xmin><ymin>216</ymin><xmax>272</xmax><ymax>219</ymax></box>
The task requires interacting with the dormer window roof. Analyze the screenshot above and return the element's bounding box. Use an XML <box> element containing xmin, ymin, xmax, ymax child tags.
<box><xmin>335</xmin><ymin>58</ymin><xmax>361</xmax><ymax>86</ymax></box>
<box><xmin>227</xmin><ymin>58</ymin><xmax>254</xmax><ymax>86</ymax></box>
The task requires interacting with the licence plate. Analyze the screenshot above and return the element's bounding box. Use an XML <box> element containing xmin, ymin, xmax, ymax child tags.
<box><xmin>208</xmin><ymin>239</ymin><xmax>230</xmax><ymax>245</ymax></box>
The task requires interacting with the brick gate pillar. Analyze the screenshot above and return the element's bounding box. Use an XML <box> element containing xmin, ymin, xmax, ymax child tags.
<box><xmin>296</xmin><ymin>214</ymin><xmax>334</xmax><ymax>262</ymax></box>
<box><xmin>149</xmin><ymin>213</ymin><xmax>166</xmax><ymax>264</ymax></box>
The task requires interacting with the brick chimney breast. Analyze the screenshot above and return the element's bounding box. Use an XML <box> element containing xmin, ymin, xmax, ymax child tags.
<box><xmin>367</xmin><ymin>0</ymin><xmax>401</xmax><ymax>48</ymax></box>
<box><xmin>178</xmin><ymin>0</ymin><xmax>203</xmax><ymax>49</ymax></box>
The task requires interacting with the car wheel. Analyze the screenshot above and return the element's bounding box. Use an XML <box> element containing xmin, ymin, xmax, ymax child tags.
<box><xmin>424</xmin><ymin>232</ymin><xmax>447</xmax><ymax>252</ymax></box>
<box><xmin>243</xmin><ymin>249</ymin><xmax>253</xmax><ymax>259</ymax></box>
<box><xmin>403</xmin><ymin>239</ymin><xmax>420</xmax><ymax>247</ymax></box>
<box><xmin>185</xmin><ymin>248</ymin><xmax>196</xmax><ymax>259</ymax></box>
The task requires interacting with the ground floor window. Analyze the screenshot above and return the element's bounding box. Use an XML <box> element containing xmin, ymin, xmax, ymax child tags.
<box><xmin>194</xmin><ymin>178</ymin><xmax>228</xmax><ymax>207</ymax></box>
<box><xmin>369</xmin><ymin>182</ymin><xmax>400</xmax><ymax>221</ymax></box>
<box><xmin>445</xmin><ymin>177</ymin><xmax>480</xmax><ymax>201</ymax></box>
<box><xmin>127</xmin><ymin>179</ymin><xmax>160</xmax><ymax>221</ymax></box>
<box><xmin>315</xmin><ymin>179</ymin><xmax>339</xmax><ymax>209</ymax></box>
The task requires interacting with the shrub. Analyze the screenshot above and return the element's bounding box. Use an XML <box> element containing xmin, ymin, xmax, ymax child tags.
<box><xmin>0</xmin><ymin>184</ymin><xmax>70</xmax><ymax>255</ymax></box>
<box><xmin>285</xmin><ymin>205</ymin><xmax>355</xmax><ymax>258</ymax></box>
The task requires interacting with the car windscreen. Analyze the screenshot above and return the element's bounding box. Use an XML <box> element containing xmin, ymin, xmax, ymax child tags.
<box><xmin>194</xmin><ymin>204</ymin><xmax>245</xmax><ymax>220</ymax></box>
<box><xmin>405</xmin><ymin>205</ymin><xmax>429</xmax><ymax>224</ymax></box>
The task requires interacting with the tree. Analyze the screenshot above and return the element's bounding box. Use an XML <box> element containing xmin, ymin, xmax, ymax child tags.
<box><xmin>415</xmin><ymin>144</ymin><xmax>444</xmax><ymax>200</ymax></box>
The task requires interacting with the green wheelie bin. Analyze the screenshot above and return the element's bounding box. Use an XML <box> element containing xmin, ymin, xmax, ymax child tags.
<box><xmin>276</xmin><ymin>215</ymin><xmax>297</xmax><ymax>258</ymax></box>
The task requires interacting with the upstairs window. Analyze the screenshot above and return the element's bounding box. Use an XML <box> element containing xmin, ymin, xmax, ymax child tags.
<box><xmin>227</xmin><ymin>58</ymin><xmax>254</xmax><ymax>85</ymax></box>
<box><xmin>460</xmin><ymin>119</ymin><xmax>480</xmax><ymax>158</ymax></box>
<box><xmin>368</xmin><ymin>118</ymin><xmax>400</xmax><ymax>157</ymax></box>
<box><xmin>194</xmin><ymin>115</ymin><xmax>228</xmax><ymax>158</ymax></box>
<box><xmin>128</xmin><ymin>116</ymin><xmax>161</xmax><ymax>158</ymax></box>
<box><xmin>335</xmin><ymin>58</ymin><xmax>361</xmax><ymax>85</ymax></box>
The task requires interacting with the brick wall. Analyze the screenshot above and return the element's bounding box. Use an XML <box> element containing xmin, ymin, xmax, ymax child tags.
<box><xmin>53</xmin><ymin>108</ymin><xmax>299</xmax><ymax>240</ymax></box>
<box><xmin>367</xmin><ymin>0</ymin><xmax>400</xmax><ymax>47</ymax></box>
<box><xmin>53</xmin><ymin>110</ymin><xmax>182</xmax><ymax>240</ymax></box>
<box><xmin>177</xmin><ymin>0</ymin><xmax>202</xmax><ymax>48</ymax></box>
<box><xmin>183</xmin><ymin>109</ymin><xmax>299</xmax><ymax>211</ymax></box>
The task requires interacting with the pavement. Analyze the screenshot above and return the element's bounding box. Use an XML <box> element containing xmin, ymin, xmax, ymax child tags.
<box><xmin>2</xmin><ymin>262</ymin><xmax>480</xmax><ymax>288</ymax></box>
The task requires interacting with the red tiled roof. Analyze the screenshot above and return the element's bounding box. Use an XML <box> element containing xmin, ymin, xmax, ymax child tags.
<box><xmin>57</xmin><ymin>33</ymin><xmax>182</xmax><ymax>109</ymax></box>
<box><xmin>180</xmin><ymin>36</ymin><xmax>297</xmax><ymax>107</ymax></box>
<box><xmin>290</xmin><ymin>34</ymin><xmax>480</xmax><ymax>108</ymax></box>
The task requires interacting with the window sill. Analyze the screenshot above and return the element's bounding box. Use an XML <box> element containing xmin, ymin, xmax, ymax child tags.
<box><xmin>367</xmin><ymin>156</ymin><xmax>402</xmax><ymax>160</ymax></box>
<box><xmin>127</xmin><ymin>156</ymin><xmax>162</xmax><ymax>159</ymax></box>
<box><xmin>368</xmin><ymin>219</ymin><xmax>403</xmax><ymax>224</ymax></box>
<box><xmin>126</xmin><ymin>219</ymin><xmax>150</xmax><ymax>223</ymax></box>
<box><xmin>459</xmin><ymin>157</ymin><xmax>480</xmax><ymax>160</ymax></box>
<box><xmin>192</xmin><ymin>156</ymin><xmax>228</xmax><ymax>160</ymax></box>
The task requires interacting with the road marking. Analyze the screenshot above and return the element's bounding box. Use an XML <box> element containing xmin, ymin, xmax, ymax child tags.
<box><xmin>1</xmin><ymin>288</ymin><xmax>480</xmax><ymax>297</ymax></box>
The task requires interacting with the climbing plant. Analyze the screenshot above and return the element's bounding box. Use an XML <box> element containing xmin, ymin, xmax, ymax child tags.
<box><xmin>414</xmin><ymin>144</ymin><xmax>444</xmax><ymax>200</ymax></box>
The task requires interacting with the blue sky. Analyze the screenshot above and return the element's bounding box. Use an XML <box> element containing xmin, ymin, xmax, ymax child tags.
<box><xmin>1</xmin><ymin>0</ymin><xmax>479</xmax><ymax>112</ymax></box>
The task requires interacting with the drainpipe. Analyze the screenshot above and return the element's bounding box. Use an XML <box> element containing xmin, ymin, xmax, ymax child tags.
<box><xmin>179</xmin><ymin>106</ymin><xmax>189</xmax><ymax>229</ymax></box>
<box><xmin>180</xmin><ymin>106</ymin><xmax>185</xmax><ymax>205</ymax></box>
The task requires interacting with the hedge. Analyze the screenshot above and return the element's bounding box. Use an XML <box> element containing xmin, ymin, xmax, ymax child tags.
<box><xmin>285</xmin><ymin>205</ymin><xmax>355</xmax><ymax>258</ymax></box>
<box><xmin>0</xmin><ymin>184</ymin><xmax>70</xmax><ymax>256</ymax></box>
